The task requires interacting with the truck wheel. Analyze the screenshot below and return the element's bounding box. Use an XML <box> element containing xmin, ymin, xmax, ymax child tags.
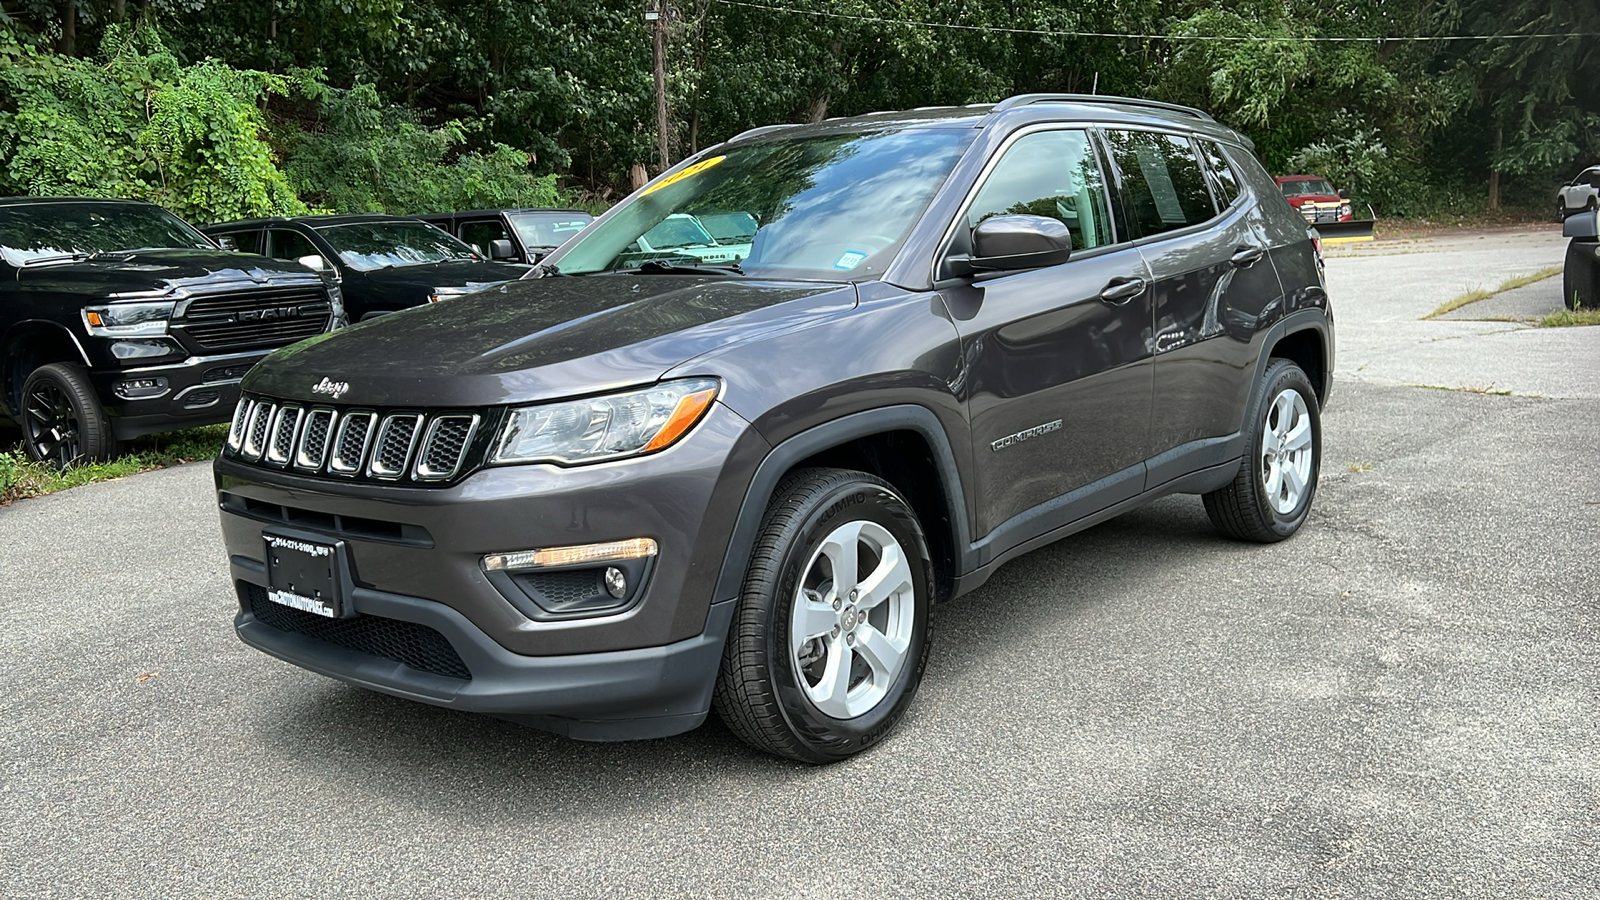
<box><xmin>20</xmin><ymin>363</ymin><xmax>114</xmax><ymax>466</ymax></box>
<box><xmin>1566</xmin><ymin>240</ymin><xmax>1599</xmax><ymax>310</ymax></box>
<box><xmin>714</xmin><ymin>468</ymin><xmax>933</xmax><ymax>763</ymax></box>
<box><xmin>1203</xmin><ymin>359</ymin><xmax>1322</xmax><ymax>543</ymax></box>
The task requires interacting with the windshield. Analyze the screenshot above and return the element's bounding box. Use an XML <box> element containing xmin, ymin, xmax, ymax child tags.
<box><xmin>549</xmin><ymin>127</ymin><xmax>975</xmax><ymax>280</ymax></box>
<box><xmin>314</xmin><ymin>220</ymin><xmax>480</xmax><ymax>271</ymax></box>
<box><xmin>0</xmin><ymin>202</ymin><xmax>215</xmax><ymax>267</ymax></box>
<box><xmin>507</xmin><ymin>212</ymin><xmax>592</xmax><ymax>248</ymax></box>
<box><xmin>1280</xmin><ymin>179</ymin><xmax>1336</xmax><ymax>197</ymax></box>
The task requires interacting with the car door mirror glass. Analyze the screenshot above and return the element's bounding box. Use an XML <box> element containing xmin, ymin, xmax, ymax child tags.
<box><xmin>968</xmin><ymin>215</ymin><xmax>1073</xmax><ymax>272</ymax></box>
<box><xmin>215</xmin><ymin>236</ymin><xmax>238</xmax><ymax>251</ymax></box>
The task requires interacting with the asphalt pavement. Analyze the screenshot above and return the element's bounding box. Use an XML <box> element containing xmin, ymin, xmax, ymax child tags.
<box><xmin>2</xmin><ymin>228</ymin><xmax>1598</xmax><ymax>898</ymax></box>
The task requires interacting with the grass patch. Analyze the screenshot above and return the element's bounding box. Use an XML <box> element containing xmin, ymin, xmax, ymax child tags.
<box><xmin>0</xmin><ymin>424</ymin><xmax>226</xmax><ymax>505</ymax></box>
<box><xmin>1423</xmin><ymin>265</ymin><xmax>1564</xmax><ymax>319</ymax></box>
<box><xmin>1538</xmin><ymin>307</ymin><xmax>1600</xmax><ymax>327</ymax></box>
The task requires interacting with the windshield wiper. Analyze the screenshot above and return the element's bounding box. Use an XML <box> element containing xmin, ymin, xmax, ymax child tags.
<box><xmin>621</xmin><ymin>258</ymin><xmax>743</xmax><ymax>276</ymax></box>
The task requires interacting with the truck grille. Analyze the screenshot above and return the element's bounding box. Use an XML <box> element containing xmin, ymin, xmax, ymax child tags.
<box><xmin>225</xmin><ymin>395</ymin><xmax>486</xmax><ymax>485</ymax></box>
<box><xmin>177</xmin><ymin>286</ymin><xmax>333</xmax><ymax>351</ymax></box>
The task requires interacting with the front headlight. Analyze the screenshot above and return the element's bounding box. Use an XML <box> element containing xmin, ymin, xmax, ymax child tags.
<box><xmin>82</xmin><ymin>301</ymin><xmax>176</xmax><ymax>337</ymax></box>
<box><xmin>492</xmin><ymin>378</ymin><xmax>720</xmax><ymax>466</ymax></box>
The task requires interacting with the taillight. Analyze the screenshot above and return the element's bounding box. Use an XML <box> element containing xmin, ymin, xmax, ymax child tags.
<box><xmin>1312</xmin><ymin>234</ymin><xmax>1325</xmax><ymax>266</ymax></box>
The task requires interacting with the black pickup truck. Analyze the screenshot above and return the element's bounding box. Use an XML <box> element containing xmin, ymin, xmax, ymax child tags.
<box><xmin>1</xmin><ymin>197</ymin><xmax>342</xmax><ymax>464</ymax></box>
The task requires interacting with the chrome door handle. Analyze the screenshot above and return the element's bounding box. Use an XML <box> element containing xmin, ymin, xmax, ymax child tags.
<box><xmin>1230</xmin><ymin>245</ymin><xmax>1265</xmax><ymax>268</ymax></box>
<box><xmin>1099</xmin><ymin>277</ymin><xmax>1147</xmax><ymax>305</ymax></box>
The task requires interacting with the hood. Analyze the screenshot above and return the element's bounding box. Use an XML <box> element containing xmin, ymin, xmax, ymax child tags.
<box><xmin>243</xmin><ymin>275</ymin><xmax>856</xmax><ymax>407</ymax></box>
<box><xmin>13</xmin><ymin>249</ymin><xmax>322</xmax><ymax>297</ymax></box>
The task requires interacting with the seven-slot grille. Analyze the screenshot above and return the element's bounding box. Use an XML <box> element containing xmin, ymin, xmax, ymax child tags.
<box><xmin>175</xmin><ymin>286</ymin><xmax>334</xmax><ymax>351</ymax></box>
<box><xmin>227</xmin><ymin>397</ymin><xmax>482</xmax><ymax>483</ymax></box>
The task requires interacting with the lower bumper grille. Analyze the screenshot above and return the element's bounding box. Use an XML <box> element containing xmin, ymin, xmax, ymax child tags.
<box><xmin>245</xmin><ymin>584</ymin><xmax>471</xmax><ymax>680</ymax></box>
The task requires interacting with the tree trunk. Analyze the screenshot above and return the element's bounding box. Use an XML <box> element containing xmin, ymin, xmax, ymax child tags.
<box><xmin>1488</xmin><ymin>126</ymin><xmax>1502</xmax><ymax>211</ymax></box>
<box><xmin>59</xmin><ymin>0</ymin><xmax>76</xmax><ymax>55</ymax></box>
<box><xmin>654</xmin><ymin>9</ymin><xmax>670</xmax><ymax>171</ymax></box>
<box><xmin>806</xmin><ymin>96</ymin><xmax>828</xmax><ymax>123</ymax></box>
<box><xmin>113</xmin><ymin>0</ymin><xmax>126</xmax><ymax>23</ymax></box>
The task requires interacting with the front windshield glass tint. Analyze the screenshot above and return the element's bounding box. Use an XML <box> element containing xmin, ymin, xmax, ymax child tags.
<box><xmin>508</xmin><ymin>212</ymin><xmax>592</xmax><ymax>248</ymax></box>
<box><xmin>0</xmin><ymin>202</ymin><xmax>213</xmax><ymax>266</ymax></box>
<box><xmin>552</xmin><ymin>128</ymin><xmax>974</xmax><ymax>279</ymax></box>
<box><xmin>1280</xmin><ymin>179</ymin><xmax>1335</xmax><ymax>197</ymax></box>
<box><xmin>314</xmin><ymin>221</ymin><xmax>479</xmax><ymax>271</ymax></box>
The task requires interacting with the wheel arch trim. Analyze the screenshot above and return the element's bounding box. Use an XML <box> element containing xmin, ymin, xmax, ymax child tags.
<box><xmin>711</xmin><ymin>404</ymin><xmax>975</xmax><ymax>605</ymax></box>
<box><xmin>2</xmin><ymin>319</ymin><xmax>93</xmax><ymax>412</ymax></box>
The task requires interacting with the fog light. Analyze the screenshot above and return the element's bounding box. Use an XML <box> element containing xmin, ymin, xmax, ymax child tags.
<box><xmin>483</xmin><ymin>537</ymin><xmax>658</xmax><ymax>572</ymax></box>
<box><xmin>110</xmin><ymin>339</ymin><xmax>179</xmax><ymax>360</ymax></box>
<box><xmin>114</xmin><ymin>376</ymin><xmax>169</xmax><ymax>399</ymax></box>
<box><xmin>604</xmin><ymin>566</ymin><xmax>627</xmax><ymax>600</ymax></box>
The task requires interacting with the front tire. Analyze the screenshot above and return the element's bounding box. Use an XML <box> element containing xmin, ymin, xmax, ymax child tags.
<box><xmin>1204</xmin><ymin>359</ymin><xmax>1322</xmax><ymax>542</ymax></box>
<box><xmin>714</xmin><ymin>468</ymin><xmax>933</xmax><ymax>763</ymax></box>
<box><xmin>20</xmin><ymin>363</ymin><xmax>114</xmax><ymax>466</ymax></box>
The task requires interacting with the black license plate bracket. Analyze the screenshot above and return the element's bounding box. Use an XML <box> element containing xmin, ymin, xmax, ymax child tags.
<box><xmin>263</xmin><ymin>531</ymin><xmax>354</xmax><ymax>618</ymax></box>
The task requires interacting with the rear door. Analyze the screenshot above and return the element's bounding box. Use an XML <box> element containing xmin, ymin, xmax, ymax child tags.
<box><xmin>938</xmin><ymin>126</ymin><xmax>1155</xmax><ymax>542</ymax></box>
<box><xmin>1101</xmin><ymin>129</ymin><xmax>1282</xmax><ymax>486</ymax></box>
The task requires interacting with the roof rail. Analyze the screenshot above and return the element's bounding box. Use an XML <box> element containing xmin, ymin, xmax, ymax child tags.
<box><xmin>729</xmin><ymin>123</ymin><xmax>800</xmax><ymax>143</ymax></box>
<box><xmin>989</xmin><ymin>94</ymin><xmax>1215</xmax><ymax>122</ymax></box>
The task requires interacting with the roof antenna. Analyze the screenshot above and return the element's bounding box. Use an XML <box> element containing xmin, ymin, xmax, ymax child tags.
<box><xmin>1092</xmin><ymin>73</ymin><xmax>1099</xmax><ymax>95</ymax></box>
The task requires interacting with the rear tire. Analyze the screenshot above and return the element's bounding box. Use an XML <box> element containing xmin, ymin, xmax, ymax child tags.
<box><xmin>1204</xmin><ymin>359</ymin><xmax>1321</xmax><ymax>543</ymax></box>
<box><xmin>713</xmin><ymin>468</ymin><xmax>933</xmax><ymax>763</ymax></box>
<box><xmin>20</xmin><ymin>363</ymin><xmax>114</xmax><ymax>466</ymax></box>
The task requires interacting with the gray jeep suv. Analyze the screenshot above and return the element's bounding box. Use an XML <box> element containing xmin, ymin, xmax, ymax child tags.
<box><xmin>214</xmin><ymin>94</ymin><xmax>1334</xmax><ymax>763</ymax></box>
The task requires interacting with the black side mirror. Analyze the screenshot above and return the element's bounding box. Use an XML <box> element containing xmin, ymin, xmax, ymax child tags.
<box><xmin>1337</xmin><ymin>189</ymin><xmax>1349</xmax><ymax>199</ymax></box>
<box><xmin>1563</xmin><ymin>209</ymin><xmax>1599</xmax><ymax>239</ymax></box>
<box><xmin>962</xmin><ymin>215</ymin><xmax>1073</xmax><ymax>273</ymax></box>
<box><xmin>215</xmin><ymin>236</ymin><xmax>238</xmax><ymax>251</ymax></box>
<box><xmin>489</xmin><ymin>239</ymin><xmax>519</xmax><ymax>261</ymax></box>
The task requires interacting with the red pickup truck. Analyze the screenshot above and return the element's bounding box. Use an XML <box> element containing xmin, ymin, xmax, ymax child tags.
<box><xmin>1275</xmin><ymin>175</ymin><xmax>1353</xmax><ymax>224</ymax></box>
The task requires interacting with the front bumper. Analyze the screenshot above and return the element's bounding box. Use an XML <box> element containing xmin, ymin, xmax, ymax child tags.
<box><xmin>92</xmin><ymin>350</ymin><xmax>267</xmax><ymax>440</ymax></box>
<box><xmin>216</xmin><ymin>401</ymin><xmax>769</xmax><ymax>736</ymax></box>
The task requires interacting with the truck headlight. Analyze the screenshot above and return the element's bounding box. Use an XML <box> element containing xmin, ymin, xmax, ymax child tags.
<box><xmin>82</xmin><ymin>301</ymin><xmax>175</xmax><ymax>337</ymax></box>
<box><xmin>491</xmin><ymin>378</ymin><xmax>719</xmax><ymax>466</ymax></box>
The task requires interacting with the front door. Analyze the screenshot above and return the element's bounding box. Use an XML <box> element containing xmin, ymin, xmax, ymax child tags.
<box><xmin>938</xmin><ymin>127</ymin><xmax>1155</xmax><ymax>543</ymax></box>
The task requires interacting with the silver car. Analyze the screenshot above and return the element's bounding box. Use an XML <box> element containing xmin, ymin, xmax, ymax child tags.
<box><xmin>1557</xmin><ymin>166</ymin><xmax>1600</xmax><ymax>218</ymax></box>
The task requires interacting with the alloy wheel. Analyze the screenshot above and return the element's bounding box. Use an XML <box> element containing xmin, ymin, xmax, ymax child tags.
<box><xmin>1259</xmin><ymin>387</ymin><xmax>1314</xmax><ymax>515</ymax></box>
<box><xmin>790</xmin><ymin>519</ymin><xmax>916</xmax><ymax>719</ymax></box>
<box><xmin>24</xmin><ymin>380</ymin><xmax>83</xmax><ymax>466</ymax></box>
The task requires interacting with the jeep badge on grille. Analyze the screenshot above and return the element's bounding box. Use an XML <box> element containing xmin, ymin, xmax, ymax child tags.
<box><xmin>311</xmin><ymin>377</ymin><xmax>350</xmax><ymax>399</ymax></box>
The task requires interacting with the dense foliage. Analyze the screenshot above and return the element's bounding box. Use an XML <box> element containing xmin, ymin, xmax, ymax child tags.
<box><xmin>2</xmin><ymin>0</ymin><xmax>1596</xmax><ymax>222</ymax></box>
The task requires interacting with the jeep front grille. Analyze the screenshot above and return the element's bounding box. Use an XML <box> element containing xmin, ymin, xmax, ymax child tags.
<box><xmin>224</xmin><ymin>396</ymin><xmax>489</xmax><ymax>485</ymax></box>
<box><xmin>176</xmin><ymin>286</ymin><xmax>333</xmax><ymax>351</ymax></box>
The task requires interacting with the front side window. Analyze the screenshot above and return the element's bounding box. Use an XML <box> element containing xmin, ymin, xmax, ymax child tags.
<box><xmin>965</xmin><ymin>129</ymin><xmax>1115</xmax><ymax>252</ymax></box>
<box><xmin>507</xmin><ymin>212</ymin><xmax>592</xmax><ymax>249</ymax></box>
<box><xmin>1104</xmin><ymin>130</ymin><xmax>1217</xmax><ymax>237</ymax></box>
<box><xmin>549</xmin><ymin>127</ymin><xmax>974</xmax><ymax>280</ymax></box>
<box><xmin>216</xmin><ymin>229</ymin><xmax>263</xmax><ymax>254</ymax></box>
<box><xmin>267</xmin><ymin>229</ymin><xmax>319</xmax><ymax>262</ymax></box>
<box><xmin>460</xmin><ymin>219</ymin><xmax>510</xmax><ymax>252</ymax></box>
<box><xmin>0</xmin><ymin>202</ymin><xmax>214</xmax><ymax>267</ymax></box>
<box><xmin>313</xmin><ymin>221</ymin><xmax>479</xmax><ymax>271</ymax></box>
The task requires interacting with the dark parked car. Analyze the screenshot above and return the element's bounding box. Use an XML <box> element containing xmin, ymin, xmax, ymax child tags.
<box><xmin>0</xmin><ymin>197</ymin><xmax>341</xmax><ymax>464</ymax></box>
<box><xmin>417</xmin><ymin>208</ymin><xmax>594</xmax><ymax>264</ymax></box>
<box><xmin>215</xmin><ymin>94</ymin><xmax>1333</xmax><ymax>763</ymax></box>
<box><xmin>202</xmin><ymin>215</ymin><xmax>529</xmax><ymax>321</ymax></box>
<box><xmin>1562</xmin><ymin>209</ymin><xmax>1599</xmax><ymax>309</ymax></box>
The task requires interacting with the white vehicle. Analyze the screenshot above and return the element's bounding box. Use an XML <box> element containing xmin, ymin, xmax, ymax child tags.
<box><xmin>1556</xmin><ymin>166</ymin><xmax>1600</xmax><ymax>219</ymax></box>
<box><xmin>631</xmin><ymin>214</ymin><xmax>753</xmax><ymax>265</ymax></box>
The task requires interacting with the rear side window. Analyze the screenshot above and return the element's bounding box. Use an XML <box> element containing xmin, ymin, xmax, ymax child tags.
<box><xmin>965</xmin><ymin>129</ymin><xmax>1115</xmax><ymax>252</ymax></box>
<box><xmin>1103</xmin><ymin>130</ymin><xmax>1216</xmax><ymax>238</ymax></box>
<box><xmin>1197</xmin><ymin>140</ymin><xmax>1241</xmax><ymax>208</ymax></box>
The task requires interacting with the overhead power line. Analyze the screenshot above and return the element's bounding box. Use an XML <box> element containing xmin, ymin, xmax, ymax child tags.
<box><xmin>711</xmin><ymin>0</ymin><xmax>1595</xmax><ymax>42</ymax></box>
